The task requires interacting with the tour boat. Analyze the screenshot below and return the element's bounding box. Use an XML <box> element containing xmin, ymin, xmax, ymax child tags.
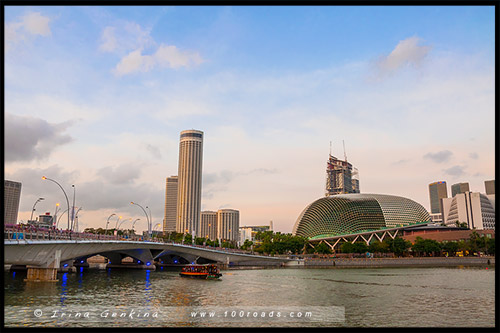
<box><xmin>179</xmin><ymin>264</ymin><xmax>222</xmax><ymax>279</ymax></box>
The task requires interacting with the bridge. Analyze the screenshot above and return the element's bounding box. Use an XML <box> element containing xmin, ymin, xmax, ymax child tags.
<box><xmin>4</xmin><ymin>227</ymin><xmax>295</xmax><ymax>281</ymax></box>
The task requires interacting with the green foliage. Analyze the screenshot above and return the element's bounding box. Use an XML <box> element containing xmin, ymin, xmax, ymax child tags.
<box><xmin>315</xmin><ymin>242</ymin><xmax>333</xmax><ymax>254</ymax></box>
<box><xmin>411</xmin><ymin>237</ymin><xmax>442</xmax><ymax>256</ymax></box>
<box><xmin>368</xmin><ymin>240</ymin><xmax>389</xmax><ymax>253</ymax></box>
<box><xmin>248</xmin><ymin>232</ymin><xmax>308</xmax><ymax>255</ymax></box>
<box><xmin>240</xmin><ymin>239</ymin><xmax>253</xmax><ymax>251</ymax></box>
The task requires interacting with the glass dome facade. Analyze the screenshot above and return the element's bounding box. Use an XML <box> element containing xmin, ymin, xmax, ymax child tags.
<box><xmin>292</xmin><ymin>193</ymin><xmax>431</xmax><ymax>239</ymax></box>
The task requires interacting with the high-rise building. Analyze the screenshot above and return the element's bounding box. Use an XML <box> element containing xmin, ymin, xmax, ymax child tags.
<box><xmin>442</xmin><ymin>192</ymin><xmax>495</xmax><ymax>230</ymax></box>
<box><xmin>325</xmin><ymin>154</ymin><xmax>360</xmax><ymax>196</ymax></box>
<box><xmin>451</xmin><ymin>182</ymin><xmax>470</xmax><ymax>197</ymax></box>
<box><xmin>163</xmin><ymin>176</ymin><xmax>178</xmax><ymax>233</ymax></box>
<box><xmin>428</xmin><ymin>181</ymin><xmax>448</xmax><ymax>215</ymax></box>
<box><xmin>217</xmin><ymin>209</ymin><xmax>240</xmax><ymax>243</ymax></box>
<box><xmin>200</xmin><ymin>211</ymin><xmax>217</xmax><ymax>240</ymax></box>
<box><xmin>4</xmin><ymin>180</ymin><xmax>22</xmax><ymax>225</ymax></box>
<box><xmin>176</xmin><ymin>129</ymin><xmax>204</xmax><ymax>235</ymax></box>
<box><xmin>485</xmin><ymin>180</ymin><xmax>495</xmax><ymax>195</ymax></box>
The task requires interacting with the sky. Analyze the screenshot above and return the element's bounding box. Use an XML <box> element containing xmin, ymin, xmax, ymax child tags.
<box><xmin>4</xmin><ymin>5</ymin><xmax>495</xmax><ymax>234</ymax></box>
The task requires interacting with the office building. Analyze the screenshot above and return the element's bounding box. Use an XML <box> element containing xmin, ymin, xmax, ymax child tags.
<box><xmin>239</xmin><ymin>224</ymin><xmax>272</xmax><ymax>244</ymax></box>
<box><xmin>200</xmin><ymin>211</ymin><xmax>217</xmax><ymax>240</ymax></box>
<box><xmin>325</xmin><ymin>154</ymin><xmax>360</xmax><ymax>195</ymax></box>
<box><xmin>485</xmin><ymin>180</ymin><xmax>495</xmax><ymax>195</ymax></box>
<box><xmin>4</xmin><ymin>180</ymin><xmax>22</xmax><ymax>225</ymax></box>
<box><xmin>217</xmin><ymin>209</ymin><xmax>240</xmax><ymax>243</ymax></box>
<box><xmin>176</xmin><ymin>129</ymin><xmax>204</xmax><ymax>235</ymax></box>
<box><xmin>442</xmin><ymin>192</ymin><xmax>495</xmax><ymax>230</ymax></box>
<box><xmin>163</xmin><ymin>176</ymin><xmax>178</xmax><ymax>233</ymax></box>
<box><xmin>451</xmin><ymin>182</ymin><xmax>470</xmax><ymax>197</ymax></box>
<box><xmin>428</xmin><ymin>181</ymin><xmax>448</xmax><ymax>215</ymax></box>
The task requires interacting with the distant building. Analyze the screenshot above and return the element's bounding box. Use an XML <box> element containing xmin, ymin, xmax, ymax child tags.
<box><xmin>28</xmin><ymin>212</ymin><xmax>54</xmax><ymax>229</ymax></box>
<box><xmin>325</xmin><ymin>152</ymin><xmax>360</xmax><ymax>196</ymax></box>
<box><xmin>200</xmin><ymin>211</ymin><xmax>217</xmax><ymax>240</ymax></box>
<box><xmin>176</xmin><ymin>129</ymin><xmax>204</xmax><ymax>235</ymax></box>
<box><xmin>239</xmin><ymin>224</ymin><xmax>272</xmax><ymax>244</ymax></box>
<box><xmin>442</xmin><ymin>192</ymin><xmax>495</xmax><ymax>230</ymax></box>
<box><xmin>217</xmin><ymin>209</ymin><xmax>240</xmax><ymax>243</ymax></box>
<box><xmin>451</xmin><ymin>182</ymin><xmax>470</xmax><ymax>197</ymax></box>
<box><xmin>163</xmin><ymin>176</ymin><xmax>178</xmax><ymax>233</ymax></box>
<box><xmin>428</xmin><ymin>181</ymin><xmax>448</xmax><ymax>215</ymax></box>
<box><xmin>485</xmin><ymin>180</ymin><xmax>495</xmax><ymax>195</ymax></box>
<box><xmin>4</xmin><ymin>180</ymin><xmax>22</xmax><ymax>225</ymax></box>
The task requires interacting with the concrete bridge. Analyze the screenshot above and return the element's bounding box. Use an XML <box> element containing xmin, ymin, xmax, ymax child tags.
<box><xmin>4</xmin><ymin>239</ymin><xmax>295</xmax><ymax>281</ymax></box>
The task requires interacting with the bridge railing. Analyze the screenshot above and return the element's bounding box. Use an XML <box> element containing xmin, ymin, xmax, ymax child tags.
<box><xmin>3</xmin><ymin>225</ymin><xmax>146</xmax><ymax>242</ymax></box>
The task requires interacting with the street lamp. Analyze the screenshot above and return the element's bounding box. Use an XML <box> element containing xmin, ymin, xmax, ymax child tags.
<box><xmin>105</xmin><ymin>213</ymin><xmax>116</xmax><ymax>235</ymax></box>
<box><xmin>42</xmin><ymin>176</ymin><xmax>71</xmax><ymax>230</ymax></box>
<box><xmin>114</xmin><ymin>215</ymin><xmax>123</xmax><ymax>231</ymax></box>
<box><xmin>74</xmin><ymin>207</ymin><xmax>83</xmax><ymax>232</ymax></box>
<box><xmin>30</xmin><ymin>197</ymin><xmax>45</xmax><ymax>222</ymax></box>
<box><xmin>57</xmin><ymin>209</ymin><xmax>69</xmax><ymax>229</ymax></box>
<box><xmin>50</xmin><ymin>203</ymin><xmax>60</xmax><ymax>227</ymax></box>
<box><xmin>71</xmin><ymin>185</ymin><xmax>76</xmax><ymax>231</ymax></box>
<box><xmin>131</xmin><ymin>202</ymin><xmax>151</xmax><ymax>238</ymax></box>
<box><xmin>118</xmin><ymin>217</ymin><xmax>132</xmax><ymax>230</ymax></box>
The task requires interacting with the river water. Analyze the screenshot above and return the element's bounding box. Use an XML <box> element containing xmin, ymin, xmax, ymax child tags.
<box><xmin>4</xmin><ymin>266</ymin><xmax>495</xmax><ymax>327</ymax></box>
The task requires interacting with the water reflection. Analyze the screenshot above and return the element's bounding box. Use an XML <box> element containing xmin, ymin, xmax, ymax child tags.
<box><xmin>60</xmin><ymin>273</ymin><xmax>68</xmax><ymax>306</ymax></box>
<box><xmin>3</xmin><ymin>267</ymin><xmax>495</xmax><ymax>327</ymax></box>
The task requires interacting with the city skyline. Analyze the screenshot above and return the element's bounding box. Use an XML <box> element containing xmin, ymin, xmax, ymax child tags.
<box><xmin>4</xmin><ymin>6</ymin><xmax>495</xmax><ymax>233</ymax></box>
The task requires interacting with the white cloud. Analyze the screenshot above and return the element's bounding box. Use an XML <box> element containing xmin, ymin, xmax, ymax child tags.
<box><xmin>113</xmin><ymin>45</ymin><xmax>204</xmax><ymax>76</ymax></box>
<box><xmin>99</xmin><ymin>20</ymin><xmax>204</xmax><ymax>76</ymax></box>
<box><xmin>5</xmin><ymin>12</ymin><xmax>51</xmax><ymax>52</ymax></box>
<box><xmin>376</xmin><ymin>36</ymin><xmax>431</xmax><ymax>75</ymax></box>
<box><xmin>99</xmin><ymin>22</ymin><xmax>154</xmax><ymax>53</ymax></box>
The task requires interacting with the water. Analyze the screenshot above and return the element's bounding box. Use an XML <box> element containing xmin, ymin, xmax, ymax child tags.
<box><xmin>4</xmin><ymin>266</ymin><xmax>495</xmax><ymax>327</ymax></box>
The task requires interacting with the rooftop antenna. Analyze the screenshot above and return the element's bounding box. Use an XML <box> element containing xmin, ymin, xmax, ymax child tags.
<box><xmin>329</xmin><ymin>141</ymin><xmax>332</xmax><ymax>156</ymax></box>
<box><xmin>343</xmin><ymin>140</ymin><xmax>347</xmax><ymax>162</ymax></box>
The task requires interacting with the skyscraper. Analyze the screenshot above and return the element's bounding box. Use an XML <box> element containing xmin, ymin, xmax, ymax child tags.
<box><xmin>176</xmin><ymin>129</ymin><xmax>204</xmax><ymax>236</ymax></box>
<box><xmin>4</xmin><ymin>180</ymin><xmax>22</xmax><ymax>225</ymax></box>
<box><xmin>485</xmin><ymin>180</ymin><xmax>495</xmax><ymax>195</ymax></box>
<box><xmin>200</xmin><ymin>211</ymin><xmax>217</xmax><ymax>240</ymax></box>
<box><xmin>325</xmin><ymin>154</ymin><xmax>360</xmax><ymax>195</ymax></box>
<box><xmin>217</xmin><ymin>209</ymin><xmax>240</xmax><ymax>243</ymax></box>
<box><xmin>428</xmin><ymin>181</ymin><xmax>448</xmax><ymax>214</ymax></box>
<box><xmin>163</xmin><ymin>176</ymin><xmax>178</xmax><ymax>233</ymax></box>
<box><xmin>451</xmin><ymin>182</ymin><xmax>470</xmax><ymax>197</ymax></box>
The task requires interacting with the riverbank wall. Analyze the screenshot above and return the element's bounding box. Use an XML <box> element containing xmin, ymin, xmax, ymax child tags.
<box><xmin>302</xmin><ymin>256</ymin><xmax>495</xmax><ymax>268</ymax></box>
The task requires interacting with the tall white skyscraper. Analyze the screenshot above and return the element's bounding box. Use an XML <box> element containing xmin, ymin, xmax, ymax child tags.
<box><xmin>163</xmin><ymin>176</ymin><xmax>178</xmax><ymax>233</ymax></box>
<box><xmin>176</xmin><ymin>129</ymin><xmax>204</xmax><ymax>235</ymax></box>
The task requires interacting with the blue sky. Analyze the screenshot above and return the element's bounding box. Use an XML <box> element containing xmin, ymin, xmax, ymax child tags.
<box><xmin>4</xmin><ymin>5</ymin><xmax>495</xmax><ymax>233</ymax></box>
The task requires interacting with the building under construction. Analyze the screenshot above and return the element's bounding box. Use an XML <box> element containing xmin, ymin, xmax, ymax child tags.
<box><xmin>325</xmin><ymin>142</ymin><xmax>360</xmax><ymax>196</ymax></box>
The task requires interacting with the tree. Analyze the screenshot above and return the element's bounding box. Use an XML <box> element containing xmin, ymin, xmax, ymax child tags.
<box><xmin>387</xmin><ymin>237</ymin><xmax>411</xmax><ymax>256</ymax></box>
<box><xmin>240</xmin><ymin>239</ymin><xmax>253</xmax><ymax>251</ymax></box>
<box><xmin>315</xmin><ymin>242</ymin><xmax>333</xmax><ymax>254</ymax></box>
<box><xmin>442</xmin><ymin>241</ymin><xmax>459</xmax><ymax>256</ymax></box>
<box><xmin>368</xmin><ymin>240</ymin><xmax>389</xmax><ymax>253</ymax></box>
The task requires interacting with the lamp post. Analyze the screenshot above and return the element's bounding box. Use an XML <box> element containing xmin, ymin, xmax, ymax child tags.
<box><xmin>51</xmin><ymin>203</ymin><xmax>60</xmax><ymax>227</ymax></box>
<box><xmin>114</xmin><ymin>215</ymin><xmax>123</xmax><ymax>231</ymax></box>
<box><xmin>71</xmin><ymin>185</ymin><xmax>76</xmax><ymax>231</ymax></box>
<box><xmin>118</xmin><ymin>217</ymin><xmax>131</xmax><ymax>230</ymax></box>
<box><xmin>74</xmin><ymin>207</ymin><xmax>83</xmax><ymax>232</ymax></box>
<box><xmin>30</xmin><ymin>197</ymin><xmax>45</xmax><ymax>222</ymax></box>
<box><xmin>105</xmin><ymin>213</ymin><xmax>116</xmax><ymax>235</ymax></box>
<box><xmin>131</xmin><ymin>202</ymin><xmax>151</xmax><ymax>238</ymax></box>
<box><xmin>42</xmin><ymin>176</ymin><xmax>71</xmax><ymax>230</ymax></box>
<box><xmin>57</xmin><ymin>209</ymin><xmax>69</xmax><ymax>229</ymax></box>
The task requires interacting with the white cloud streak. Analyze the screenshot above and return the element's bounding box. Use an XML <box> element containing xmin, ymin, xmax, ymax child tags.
<box><xmin>5</xmin><ymin>12</ymin><xmax>52</xmax><ymax>52</ymax></box>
